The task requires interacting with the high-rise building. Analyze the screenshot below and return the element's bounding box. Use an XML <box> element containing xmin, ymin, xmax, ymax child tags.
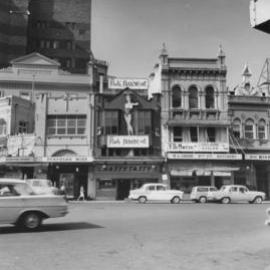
<box><xmin>0</xmin><ymin>0</ymin><xmax>92</xmax><ymax>74</ymax></box>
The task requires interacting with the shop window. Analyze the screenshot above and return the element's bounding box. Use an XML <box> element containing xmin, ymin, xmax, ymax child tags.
<box><xmin>47</xmin><ymin>115</ymin><xmax>86</xmax><ymax>136</ymax></box>
<box><xmin>207</xmin><ymin>127</ymin><xmax>216</xmax><ymax>142</ymax></box>
<box><xmin>258</xmin><ymin>119</ymin><xmax>267</xmax><ymax>140</ymax></box>
<box><xmin>232</xmin><ymin>119</ymin><xmax>241</xmax><ymax>138</ymax></box>
<box><xmin>244</xmin><ymin>119</ymin><xmax>255</xmax><ymax>139</ymax></box>
<box><xmin>172</xmin><ymin>85</ymin><xmax>182</xmax><ymax>108</ymax></box>
<box><xmin>189</xmin><ymin>86</ymin><xmax>198</xmax><ymax>109</ymax></box>
<box><xmin>104</xmin><ymin>111</ymin><xmax>119</xmax><ymax>135</ymax></box>
<box><xmin>0</xmin><ymin>119</ymin><xmax>7</xmax><ymax>136</ymax></box>
<box><xmin>190</xmin><ymin>127</ymin><xmax>198</xmax><ymax>142</ymax></box>
<box><xmin>173</xmin><ymin>127</ymin><xmax>182</xmax><ymax>142</ymax></box>
<box><xmin>205</xmin><ymin>86</ymin><xmax>215</xmax><ymax>109</ymax></box>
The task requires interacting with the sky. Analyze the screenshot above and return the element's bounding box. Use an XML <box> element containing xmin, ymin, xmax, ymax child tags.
<box><xmin>92</xmin><ymin>0</ymin><xmax>270</xmax><ymax>89</ymax></box>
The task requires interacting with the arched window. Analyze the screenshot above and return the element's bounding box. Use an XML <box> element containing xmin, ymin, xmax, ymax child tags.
<box><xmin>258</xmin><ymin>119</ymin><xmax>267</xmax><ymax>140</ymax></box>
<box><xmin>232</xmin><ymin>119</ymin><xmax>241</xmax><ymax>139</ymax></box>
<box><xmin>189</xmin><ymin>86</ymin><xmax>198</xmax><ymax>109</ymax></box>
<box><xmin>205</xmin><ymin>86</ymin><xmax>215</xmax><ymax>109</ymax></box>
<box><xmin>172</xmin><ymin>85</ymin><xmax>181</xmax><ymax>108</ymax></box>
<box><xmin>0</xmin><ymin>119</ymin><xmax>6</xmax><ymax>136</ymax></box>
<box><xmin>244</xmin><ymin>119</ymin><xmax>255</xmax><ymax>139</ymax></box>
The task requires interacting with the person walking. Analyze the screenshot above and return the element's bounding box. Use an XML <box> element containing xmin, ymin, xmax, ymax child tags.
<box><xmin>77</xmin><ymin>185</ymin><xmax>85</xmax><ymax>201</ymax></box>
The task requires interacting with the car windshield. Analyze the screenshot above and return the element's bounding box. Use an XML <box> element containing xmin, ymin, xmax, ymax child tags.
<box><xmin>219</xmin><ymin>186</ymin><xmax>227</xmax><ymax>191</ymax></box>
<box><xmin>31</xmin><ymin>180</ymin><xmax>52</xmax><ymax>188</ymax></box>
<box><xmin>14</xmin><ymin>183</ymin><xmax>36</xmax><ymax>196</ymax></box>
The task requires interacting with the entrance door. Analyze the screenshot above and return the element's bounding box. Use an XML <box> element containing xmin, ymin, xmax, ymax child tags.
<box><xmin>117</xmin><ymin>180</ymin><xmax>130</xmax><ymax>200</ymax></box>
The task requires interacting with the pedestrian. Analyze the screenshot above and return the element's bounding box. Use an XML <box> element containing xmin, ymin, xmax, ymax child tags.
<box><xmin>60</xmin><ymin>183</ymin><xmax>66</xmax><ymax>196</ymax></box>
<box><xmin>77</xmin><ymin>185</ymin><xmax>85</xmax><ymax>201</ymax></box>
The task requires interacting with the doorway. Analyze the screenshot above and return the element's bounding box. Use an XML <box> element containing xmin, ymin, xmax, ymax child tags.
<box><xmin>117</xmin><ymin>179</ymin><xmax>131</xmax><ymax>200</ymax></box>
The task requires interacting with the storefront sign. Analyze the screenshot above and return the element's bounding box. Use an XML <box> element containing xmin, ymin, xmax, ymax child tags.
<box><xmin>43</xmin><ymin>156</ymin><xmax>93</xmax><ymax>163</ymax></box>
<box><xmin>107</xmin><ymin>135</ymin><xmax>149</xmax><ymax>148</ymax></box>
<box><xmin>6</xmin><ymin>156</ymin><xmax>35</xmax><ymax>162</ymax></box>
<box><xmin>168</xmin><ymin>142</ymin><xmax>229</xmax><ymax>152</ymax></box>
<box><xmin>245</xmin><ymin>154</ymin><xmax>270</xmax><ymax>161</ymax></box>
<box><xmin>167</xmin><ymin>153</ymin><xmax>242</xmax><ymax>160</ymax></box>
<box><xmin>108</xmin><ymin>78</ymin><xmax>149</xmax><ymax>90</ymax></box>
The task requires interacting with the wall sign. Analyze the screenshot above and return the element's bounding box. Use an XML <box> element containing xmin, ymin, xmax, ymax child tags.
<box><xmin>168</xmin><ymin>142</ymin><xmax>229</xmax><ymax>153</ymax></box>
<box><xmin>167</xmin><ymin>153</ymin><xmax>242</xmax><ymax>160</ymax></box>
<box><xmin>245</xmin><ymin>154</ymin><xmax>270</xmax><ymax>161</ymax></box>
<box><xmin>107</xmin><ymin>135</ymin><xmax>149</xmax><ymax>148</ymax></box>
<box><xmin>108</xmin><ymin>78</ymin><xmax>149</xmax><ymax>90</ymax></box>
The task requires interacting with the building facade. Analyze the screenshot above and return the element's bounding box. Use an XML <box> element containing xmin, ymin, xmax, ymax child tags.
<box><xmin>149</xmin><ymin>46</ymin><xmax>241</xmax><ymax>193</ymax></box>
<box><xmin>229</xmin><ymin>64</ymin><xmax>270</xmax><ymax>197</ymax></box>
<box><xmin>93</xmin><ymin>78</ymin><xmax>163</xmax><ymax>200</ymax></box>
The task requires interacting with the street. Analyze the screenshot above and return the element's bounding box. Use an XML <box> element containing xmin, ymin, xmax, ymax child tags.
<box><xmin>0</xmin><ymin>202</ymin><xmax>270</xmax><ymax>270</ymax></box>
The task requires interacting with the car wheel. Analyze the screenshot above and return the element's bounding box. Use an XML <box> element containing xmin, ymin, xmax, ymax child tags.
<box><xmin>21</xmin><ymin>212</ymin><xmax>42</xmax><ymax>230</ymax></box>
<box><xmin>171</xmin><ymin>196</ymin><xmax>181</xmax><ymax>204</ymax></box>
<box><xmin>138</xmin><ymin>196</ymin><xmax>147</xmax><ymax>204</ymax></box>
<box><xmin>221</xmin><ymin>197</ymin><xmax>231</xmax><ymax>204</ymax></box>
<box><xmin>253</xmin><ymin>196</ymin><xmax>263</xmax><ymax>204</ymax></box>
<box><xmin>199</xmin><ymin>196</ymin><xmax>207</xmax><ymax>203</ymax></box>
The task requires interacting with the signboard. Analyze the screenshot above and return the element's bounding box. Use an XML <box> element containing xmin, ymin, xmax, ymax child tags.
<box><xmin>245</xmin><ymin>154</ymin><xmax>270</xmax><ymax>161</ymax></box>
<box><xmin>108</xmin><ymin>78</ymin><xmax>149</xmax><ymax>90</ymax></box>
<box><xmin>168</xmin><ymin>142</ymin><xmax>229</xmax><ymax>152</ymax></box>
<box><xmin>7</xmin><ymin>134</ymin><xmax>35</xmax><ymax>157</ymax></box>
<box><xmin>167</xmin><ymin>153</ymin><xmax>242</xmax><ymax>160</ymax></box>
<box><xmin>43</xmin><ymin>156</ymin><xmax>93</xmax><ymax>163</ymax></box>
<box><xmin>107</xmin><ymin>135</ymin><xmax>149</xmax><ymax>148</ymax></box>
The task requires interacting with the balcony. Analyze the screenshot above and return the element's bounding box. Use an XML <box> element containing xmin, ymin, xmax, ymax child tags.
<box><xmin>167</xmin><ymin>109</ymin><xmax>229</xmax><ymax>127</ymax></box>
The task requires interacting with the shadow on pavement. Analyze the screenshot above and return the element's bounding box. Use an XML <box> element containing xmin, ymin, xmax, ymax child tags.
<box><xmin>0</xmin><ymin>222</ymin><xmax>104</xmax><ymax>234</ymax></box>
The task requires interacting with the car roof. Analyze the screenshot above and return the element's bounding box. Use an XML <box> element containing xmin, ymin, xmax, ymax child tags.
<box><xmin>27</xmin><ymin>179</ymin><xmax>51</xmax><ymax>181</ymax></box>
<box><xmin>194</xmin><ymin>186</ymin><xmax>216</xmax><ymax>188</ymax></box>
<box><xmin>0</xmin><ymin>178</ymin><xmax>26</xmax><ymax>184</ymax></box>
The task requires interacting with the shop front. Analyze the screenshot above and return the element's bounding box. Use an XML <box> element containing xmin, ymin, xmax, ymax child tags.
<box><xmin>94</xmin><ymin>160</ymin><xmax>163</xmax><ymax>200</ymax></box>
<box><xmin>167</xmin><ymin>153</ymin><xmax>242</xmax><ymax>193</ymax></box>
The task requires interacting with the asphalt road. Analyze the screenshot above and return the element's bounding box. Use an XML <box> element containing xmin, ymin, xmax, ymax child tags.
<box><xmin>0</xmin><ymin>201</ymin><xmax>270</xmax><ymax>270</ymax></box>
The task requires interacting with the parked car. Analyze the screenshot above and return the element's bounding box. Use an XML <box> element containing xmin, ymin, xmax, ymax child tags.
<box><xmin>190</xmin><ymin>186</ymin><xmax>218</xmax><ymax>203</ymax></box>
<box><xmin>214</xmin><ymin>185</ymin><xmax>265</xmax><ymax>204</ymax></box>
<box><xmin>0</xmin><ymin>178</ymin><xmax>68</xmax><ymax>230</ymax></box>
<box><xmin>128</xmin><ymin>183</ymin><xmax>184</xmax><ymax>203</ymax></box>
<box><xmin>27</xmin><ymin>179</ymin><xmax>59</xmax><ymax>195</ymax></box>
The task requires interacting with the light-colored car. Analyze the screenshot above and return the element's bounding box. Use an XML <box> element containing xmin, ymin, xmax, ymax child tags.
<box><xmin>190</xmin><ymin>186</ymin><xmax>218</xmax><ymax>203</ymax></box>
<box><xmin>128</xmin><ymin>183</ymin><xmax>184</xmax><ymax>204</ymax></box>
<box><xmin>0</xmin><ymin>178</ymin><xmax>68</xmax><ymax>230</ymax></box>
<box><xmin>214</xmin><ymin>185</ymin><xmax>266</xmax><ymax>204</ymax></box>
<box><xmin>27</xmin><ymin>179</ymin><xmax>59</xmax><ymax>195</ymax></box>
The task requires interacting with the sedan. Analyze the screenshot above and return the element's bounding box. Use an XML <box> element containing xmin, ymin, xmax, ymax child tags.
<box><xmin>0</xmin><ymin>178</ymin><xmax>68</xmax><ymax>230</ymax></box>
<box><xmin>128</xmin><ymin>183</ymin><xmax>184</xmax><ymax>203</ymax></box>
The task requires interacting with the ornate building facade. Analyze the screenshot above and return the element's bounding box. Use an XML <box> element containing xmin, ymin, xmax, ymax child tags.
<box><xmin>149</xmin><ymin>46</ymin><xmax>241</xmax><ymax>193</ymax></box>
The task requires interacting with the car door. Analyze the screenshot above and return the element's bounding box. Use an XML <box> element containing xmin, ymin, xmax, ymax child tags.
<box><xmin>228</xmin><ymin>186</ymin><xmax>239</xmax><ymax>202</ymax></box>
<box><xmin>238</xmin><ymin>186</ymin><xmax>249</xmax><ymax>201</ymax></box>
<box><xmin>154</xmin><ymin>185</ymin><xmax>169</xmax><ymax>201</ymax></box>
<box><xmin>0</xmin><ymin>184</ymin><xmax>24</xmax><ymax>224</ymax></box>
<box><xmin>145</xmin><ymin>185</ymin><xmax>156</xmax><ymax>201</ymax></box>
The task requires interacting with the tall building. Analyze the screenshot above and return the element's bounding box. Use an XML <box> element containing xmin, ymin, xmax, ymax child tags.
<box><xmin>0</xmin><ymin>0</ymin><xmax>92</xmax><ymax>74</ymax></box>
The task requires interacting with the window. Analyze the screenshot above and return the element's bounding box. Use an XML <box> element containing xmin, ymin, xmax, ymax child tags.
<box><xmin>53</xmin><ymin>41</ymin><xmax>59</xmax><ymax>49</ymax></box>
<box><xmin>207</xmin><ymin>127</ymin><xmax>216</xmax><ymax>142</ymax></box>
<box><xmin>147</xmin><ymin>185</ymin><xmax>155</xmax><ymax>191</ymax></box>
<box><xmin>190</xmin><ymin>127</ymin><xmax>198</xmax><ymax>142</ymax></box>
<box><xmin>232</xmin><ymin>119</ymin><xmax>241</xmax><ymax>139</ymax></box>
<box><xmin>18</xmin><ymin>121</ymin><xmax>28</xmax><ymax>133</ymax></box>
<box><xmin>244</xmin><ymin>119</ymin><xmax>255</xmax><ymax>139</ymax></box>
<box><xmin>47</xmin><ymin>115</ymin><xmax>86</xmax><ymax>136</ymax></box>
<box><xmin>229</xmin><ymin>187</ymin><xmax>238</xmax><ymax>192</ymax></box>
<box><xmin>189</xmin><ymin>86</ymin><xmax>198</xmax><ymax>109</ymax></box>
<box><xmin>134</xmin><ymin>111</ymin><xmax>151</xmax><ymax>135</ymax></box>
<box><xmin>173</xmin><ymin>127</ymin><xmax>182</xmax><ymax>142</ymax></box>
<box><xmin>157</xmin><ymin>185</ymin><xmax>166</xmax><ymax>191</ymax></box>
<box><xmin>0</xmin><ymin>119</ymin><xmax>6</xmax><ymax>136</ymax></box>
<box><xmin>172</xmin><ymin>85</ymin><xmax>181</xmax><ymax>108</ymax></box>
<box><xmin>258</xmin><ymin>119</ymin><xmax>267</xmax><ymax>140</ymax></box>
<box><xmin>205</xmin><ymin>86</ymin><xmax>215</xmax><ymax>109</ymax></box>
<box><xmin>105</xmin><ymin>111</ymin><xmax>119</xmax><ymax>135</ymax></box>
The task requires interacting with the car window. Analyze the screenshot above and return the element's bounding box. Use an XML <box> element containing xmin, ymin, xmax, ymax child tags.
<box><xmin>197</xmin><ymin>187</ymin><xmax>208</xmax><ymax>192</ymax></box>
<box><xmin>0</xmin><ymin>184</ymin><xmax>20</xmax><ymax>197</ymax></box>
<box><xmin>147</xmin><ymin>186</ymin><xmax>155</xmax><ymax>191</ymax></box>
<box><xmin>239</xmin><ymin>187</ymin><xmax>248</xmax><ymax>193</ymax></box>
<box><xmin>229</xmin><ymin>187</ymin><xmax>238</xmax><ymax>192</ymax></box>
<box><xmin>156</xmin><ymin>185</ymin><xmax>166</xmax><ymax>191</ymax></box>
<box><xmin>210</xmin><ymin>187</ymin><xmax>217</xmax><ymax>192</ymax></box>
<box><xmin>13</xmin><ymin>183</ymin><xmax>35</xmax><ymax>196</ymax></box>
